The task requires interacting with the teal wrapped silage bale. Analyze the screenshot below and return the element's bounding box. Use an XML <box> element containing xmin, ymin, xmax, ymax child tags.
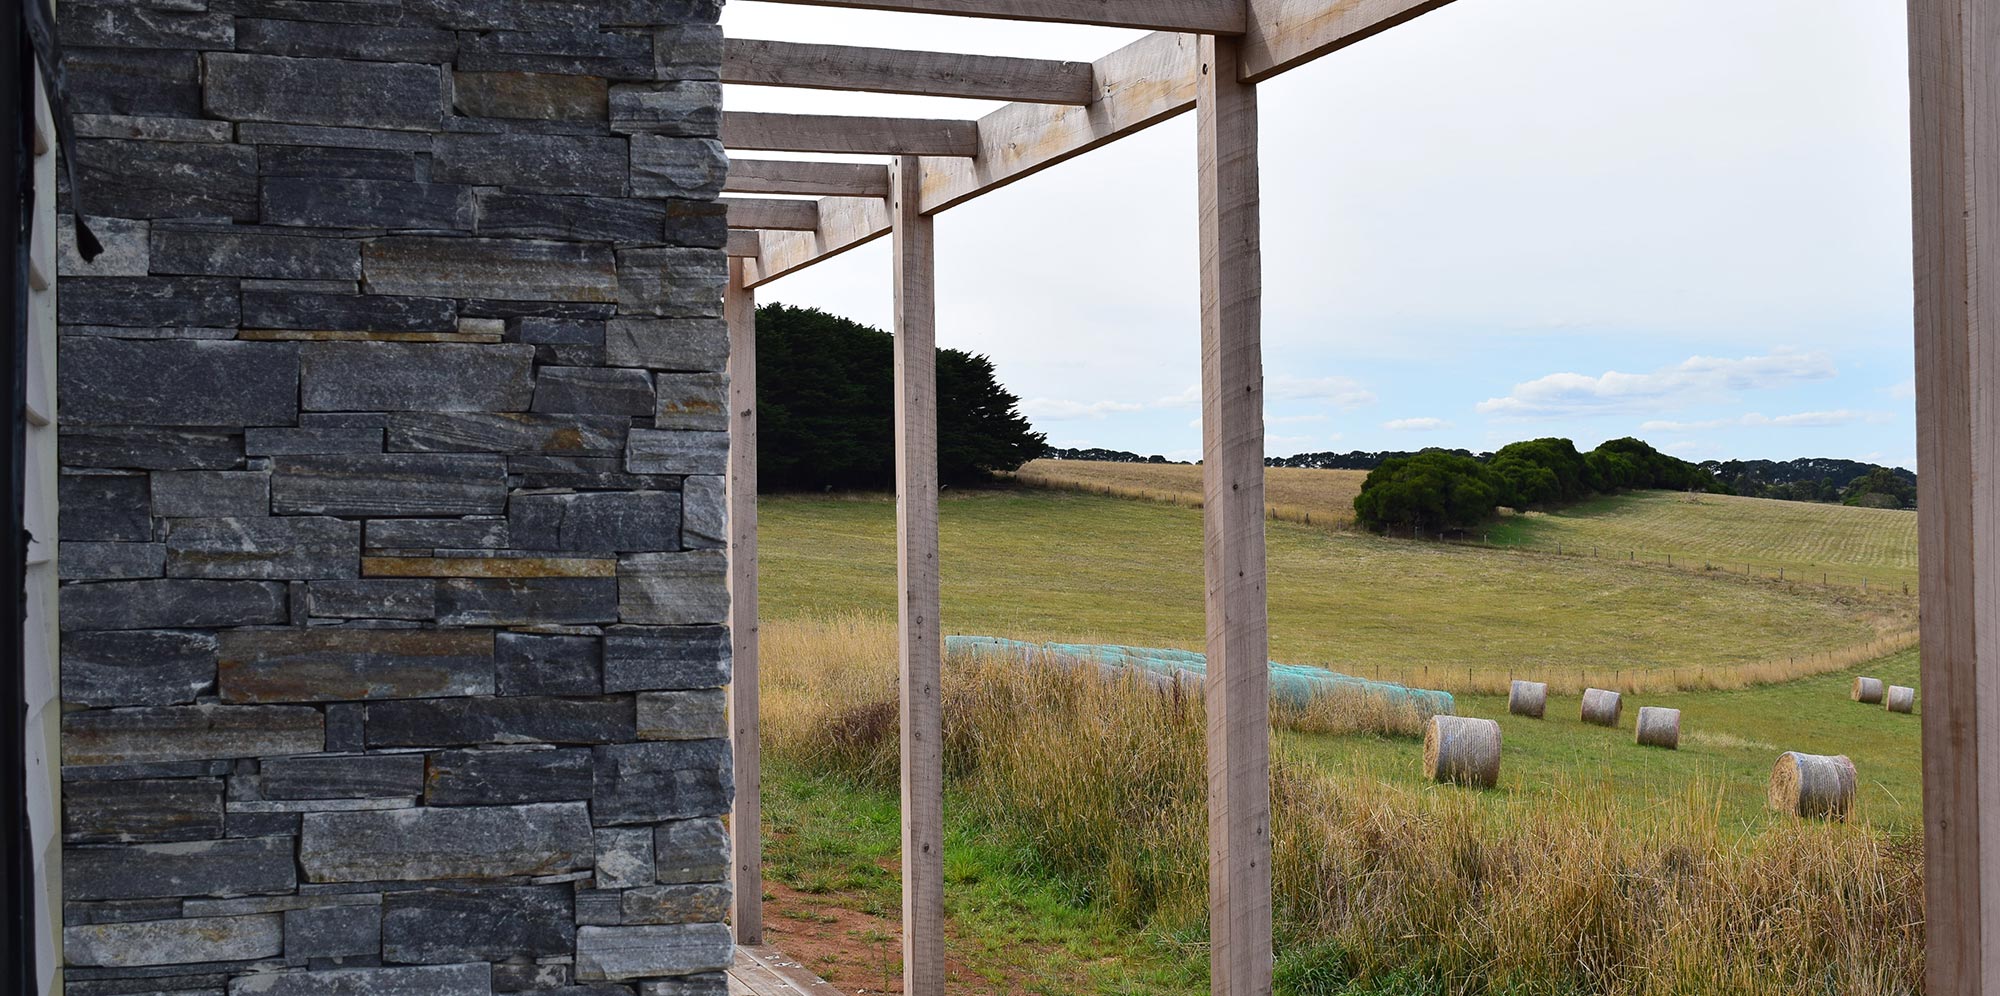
<box><xmin>944</xmin><ymin>636</ymin><xmax>1455</xmax><ymax>716</ymax></box>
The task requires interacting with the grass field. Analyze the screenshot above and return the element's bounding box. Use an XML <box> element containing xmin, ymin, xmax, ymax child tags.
<box><xmin>1013</xmin><ymin>458</ymin><xmax>1368</xmax><ymax>529</ymax></box>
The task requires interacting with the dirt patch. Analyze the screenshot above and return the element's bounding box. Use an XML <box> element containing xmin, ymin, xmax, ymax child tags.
<box><xmin>757</xmin><ymin>875</ymin><xmax>1049</xmax><ymax>995</ymax></box>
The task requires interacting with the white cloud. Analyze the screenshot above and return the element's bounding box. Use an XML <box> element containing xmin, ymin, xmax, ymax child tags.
<box><xmin>1383</xmin><ymin>417</ymin><xmax>1453</xmax><ymax>431</ymax></box>
<box><xmin>1476</xmin><ymin>349</ymin><xmax>1837</xmax><ymax>418</ymax></box>
<box><xmin>1639</xmin><ymin>409</ymin><xmax>1895</xmax><ymax>432</ymax></box>
<box><xmin>1269</xmin><ymin>375</ymin><xmax>1378</xmax><ymax>410</ymax></box>
<box><xmin>1885</xmin><ymin>377</ymin><xmax>1916</xmax><ymax>400</ymax></box>
<box><xmin>1268</xmin><ymin>413</ymin><xmax>1331</xmax><ymax>425</ymax></box>
<box><xmin>1020</xmin><ymin>398</ymin><xmax>1146</xmax><ymax>421</ymax></box>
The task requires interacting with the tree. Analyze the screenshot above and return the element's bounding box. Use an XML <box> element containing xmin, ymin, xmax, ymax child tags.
<box><xmin>755</xmin><ymin>304</ymin><xmax>1046</xmax><ymax>490</ymax></box>
<box><xmin>1493</xmin><ymin>438</ymin><xmax>1597</xmax><ymax>501</ymax></box>
<box><xmin>1841</xmin><ymin>467</ymin><xmax>1917</xmax><ymax>509</ymax></box>
<box><xmin>1354</xmin><ymin>450</ymin><xmax>1503</xmax><ymax>532</ymax></box>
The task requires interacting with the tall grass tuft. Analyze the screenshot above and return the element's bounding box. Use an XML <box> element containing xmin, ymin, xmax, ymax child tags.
<box><xmin>764</xmin><ymin>616</ymin><xmax>1925</xmax><ymax>995</ymax></box>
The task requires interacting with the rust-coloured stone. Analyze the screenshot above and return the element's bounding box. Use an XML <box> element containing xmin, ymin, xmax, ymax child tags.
<box><xmin>217</xmin><ymin>628</ymin><xmax>496</xmax><ymax>703</ymax></box>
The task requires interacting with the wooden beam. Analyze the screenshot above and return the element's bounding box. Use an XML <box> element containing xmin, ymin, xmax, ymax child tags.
<box><xmin>726</xmin><ymin>230</ymin><xmax>765</xmax><ymax>258</ymax></box>
<box><xmin>1240</xmin><ymin>0</ymin><xmax>1459</xmax><ymax>82</ymax></box>
<box><xmin>1911</xmin><ymin>0</ymin><xmax>2000</xmax><ymax>988</ymax></box>
<box><xmin>742</xmin><ymin>196</ymin><xmax>894</xmax><ymax>289</ymax></box>
<box><xmin>891</xmin><ymin>153</ymin><xmax>945</xmax><ymax>996</ymax></box>
<box><xmin>725</xmin><ymin>257</ymin><xmax>764</xmax><ymax>948</ymax></box>
<box><xmin>724</xmin><ymin>197</ymin><xmax>822</xmax><ymax>231</ymax></box>
<box><xmin>724</xmin><ymin>38</ymin><xmax>1095</xmax><ymax>105</ymax></box>
<box><xmin>1196</xmin><ymin>33</ymin><xmax>1271</xmax><ymax>996</ymax></box>
<box><xmin>747</xmin><ymin>0</ymin><xmax>1244</xmax><ymax>33</ymax></box>
<box><xmin>723</xmin><ymin>112</ymin><xmax>979</xmax><ymax>157</ymax></box>
<box><xmin>727</xmin><ymin>159</ymin><xmax>892</xmax><ymax>198</ymax></box>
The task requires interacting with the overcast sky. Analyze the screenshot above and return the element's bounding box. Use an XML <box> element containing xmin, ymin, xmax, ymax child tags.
<box><xmin>722</xmin><ymin>0</ymin><xmax>1916</xmax><ymax>468</ymax></box>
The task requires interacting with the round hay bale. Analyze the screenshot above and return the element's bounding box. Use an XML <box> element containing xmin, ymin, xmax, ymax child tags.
<box><xmin>1507</xmin><ymin>679</ymin><xmax>1547</xmax><ymax>719</ymax></box>
<box><xmin>1579</xmin><ymin>687</ymin><xmax>1622</xmax><ymax>727</ymax></box>
<box><xmin>1423</xmin><ymin>715</ymin><xmax>1501</xmax><ymax>788</ymax></box>
<box><xmin>1768</xmin><ymin>751</ymin><xmax>1857</xmax><ymax>820</ymax></box>
<box><xmin>1852</xmin><ymin>676</ymin><xmax>1885</xmax><ymax>704</ymax></box>
<box><xmin>1634</xmin><ymin>706</ymin><xmax>1680</xmax><ymax>749</ymax></box>
<box><xmin>1884</xmin><ymin>685</ymin><xmax>1915</xmax><ymax>714</ymax></box>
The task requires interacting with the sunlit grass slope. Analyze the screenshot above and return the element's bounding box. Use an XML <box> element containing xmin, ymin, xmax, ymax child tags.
<box><xmin>1013</xmin><ymin>458</ymin><xmax>1368</xmax><ymax>529</ymax></box>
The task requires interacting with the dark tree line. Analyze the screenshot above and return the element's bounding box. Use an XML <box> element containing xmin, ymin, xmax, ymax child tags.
<box><xmin>1701</xmin><ymin>458</ymin><xmax>1917</xmax><ymax>509</ymax></box>
<box><xmin>757</xmin><ymin>304</ymin><xmax>1047</xmax><ymax>490</ymax></box>
<box><xmin>1353</xmin><ymin>437</ymin><xmax>1719</xmax><ymax>533</ymax></box>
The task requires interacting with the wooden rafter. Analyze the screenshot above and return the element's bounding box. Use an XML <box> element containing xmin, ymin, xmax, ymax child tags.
<box><xmin>724</xmin><ymin>111</ymin><xmax>980</xmax><ymax>156</ymax></box>
<box><xmin>725</xmin><ymin>230</ymin><xmax>765</xmax><ymax>257</ymax></box>
<box><xmin>724</xmin><ymin>38</ymin><xmax>1095</xmax><ymax>104</ymax></box>
<box><xmin>723</xmin><ymin>197</ymin><xmax>822</xmax><ymax>231</ymax></box>
<box><xmin>726</xmin><ymin>159</ymin><xmax>892</xmax><ymax>198</ymax></box>
<box><xmin>747</xmin><ymin>0</ymin><xmax>1244</xmax><ymax>33</ymax></box>
<box><xmin>1240</xmin><ymin>0</ymin><xmax>1458</xmax><ymax>82</ymax></box>
<box><xmin>743</xmin><ymin>196</ymin><xmax>894</xmax><ymax>286</ymax></box>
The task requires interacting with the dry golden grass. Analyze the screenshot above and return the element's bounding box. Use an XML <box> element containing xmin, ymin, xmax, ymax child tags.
<box><xmin>761</xmin><ymin>616</ymin><xmax>1925</xmax><ymax>995</ymax></box>
<box><xmin>1013</xmin><ymin>459</ymin><xmax>1368</xmax><ymax>530</ymax></box>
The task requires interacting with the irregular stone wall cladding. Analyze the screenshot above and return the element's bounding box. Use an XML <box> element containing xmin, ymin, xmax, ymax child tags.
<box><xmin>54</xmin><ymin>1</ymin><xmax>734</xmax><ymax>993</ymax></box>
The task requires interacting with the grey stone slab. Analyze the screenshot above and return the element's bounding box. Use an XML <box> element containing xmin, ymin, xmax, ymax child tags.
<box><xmin>574</xmin><ymin>889</ymin><xmax>624</xmax><ymax>927</ymax></box>
<box><xmin>363</xmin><ymin>237</ymin><xmax>618</xmax><ymax>302</ymax></box>
<box><xmin>641</xmin><ymin>976</ymin><xmax>727</xmax><ymax>996</ymax></box>
<box><xmin>63</xmin><ymin>777</ymin><xmax>225</xmax><ymax>844</ymax></box>
<box><xmin>575</xmin><ymin>924</ymin><xmax>732</xmax><ymax>982</ymax></box>
<box><xmin>62</xmin><ymin>427</ymin><xmax>244</xmax><ymax>472</ymax></box>
<box><xmin>66</xmin><ymin>47</ymin><xmax>202</xmax><ymax>118</ymax></box>
<box><xmin>166</xmin><ymin>516</ymin><xmax>362</xmax><ymax>580</ymax></box>
<box><xmin>476</xmin><ymin>191</ymin><xmax>663</xmax><ymax>242</ymax></box>
<box><xmin>380</xmin><ymin>885</ymin><xmax>573</xmax><ymax>962</ymax></box>
<box><xmin>74</xmin><ymin>114</ymin><xmax>232</xmax><ymax>144</ymax></box>
<box><xmin>494</xmin><ymin>631</ymin><xmax>601</xmax><ymax>696</ymax></box>
<box><xmin>64</xmin><ymin>837</ymin><xmax>298</xmax><ymax>901</ymax></box>
<box><xmin>241</xmin><ymin>290</ymin><xmax>457</xmax><ymax>333</ymax></box>
<box><xmin>385</xmin><ymin>412</ymin><xmax>626</xmax><ymax>457</ymax></box>
<box><xmin>226</xmin><ymin>811</ymin><xmax>303</xmax><ymax>838</ymax></box>
<box><xmin>629</xmin><ymin>135</ymin><xmax>725</xmax><ymax>199</ymax></box>
<box><xmin>57</xmin><ymin>325</ymin><xmax>238</xmax><ymax>341</ymax></box>
<box><xmin>616</xmin><ymin>247</ymin><xmax>723</xmax><ymax>318</ymax></box>
<box><xmin>363</xmin><ymin>517</ymin><xmax>508</xmax><ymax>551</ymax></box>
<box><xmin>282</xmin><ymin>904</ymin><xmax>380</xmax><ymax>964</ymax></box>
<box><xmin>63</xmin><ymin>704</ymin><xmax>322</xmax><ymax>766</ymax></box>
<box><xmin>60</xmin><ymin>541</ymin><xmax>168</xmax><ymax>580</ymax></box>
<box><xmin>454</xmin><ymin>70</ymin><xmax>608</xmax><ymax>121</ymax></box>
<box><xmin>458</xmin><ymin>30</ymin><xmax>654</xmax><ymax>78</ymax></box>
<box><xmin>59</xmin><ymin>215</ymin><xmax>149</xmax><ymax>277</ymax></box>
<box><xmin>590</xmin><ymin>740</ymin><xmax>729</xmax><ymax>824</ymax></box>
<box><xmin>62</xmin><ymin>897</ymin><xmax>188</xmax><ymax>927</ymax></box>
<box><xmin>61</xmin><ymin>474</ymin><xmax>152</xmax><ymax>542</ymax></box>
<box><xmin>532</xmin><ymin>366</ymin><xmax>656</xmax><ymax>416</ymax></box>
<box><xmin>63</xmin><ymin>759</ymin><xmax>234</xmax><ymax>783</ymax></box>
<box><xmin>61</xmin><ymin>339</ymin><xmax>298</xmax><ymax>427</ymax></box>
<box><xmin>324</xmin><ymin>703</ymin><xmax>365</xmax><ymax>753</ymax></box>
<box><xmin>423</xmin><ymin>747</ymin><xmax>594</xmax><ymax>806</ymax></box>
<box><xmin>298</xmin><ymin>802</ymin><xmax>592</xmax><ymax>882</ymax></box>
<box><xmin>603</xmin><ymin>318</ymin><xmax>725</xmax><ymax>371</ymax></box>
<box><xmin>236</xmin><ymin>18</ymin><xmax>457</xmax><ymax>62</ymax></box>
<box><xmin>60</xmin><ymin>580</ymin><xmax>289</xmax><ymax>632</ymax></box>
<box><xmin>615</xmin><ymin>551</ymin><xmax>726</xmax><ymax>626</ymax></box>
<box><xmin>306</xmin><ymin>579</ymin><xmax>436</xmax><ymax>620</ymax></box>
<box><xmin>654</xmin><ymin>22</ymin><xmax>724</xmax><ymax>81</ymax></box>
<box><xmin>364</xmin><ymin>696</ymin><xmax>634</xmax><ymax>748</ymax></box>
<box><xmin>227</xmin><ymin>963</ymin><xmax>491</xmax><ymax>996</ymax></box>
<box><xmin>593</xmin><ymin>827</ymin><xmax>652</xmax><ymax>890</ymax></box>
<box><xmin>436</xmin><ymin>577</ymin><xmax>619</xmax><ymax>626</ymax></box>
<box><xmin>662</xmin><ymin>197</ymin><xmax>727</xmax><ymax>250</ymax></box>
<box><xmin>244</xmin><ymin>428</ymin><xmax>384</xmax><ymax>456</ymax></box>
<box><xmin>653</xmin><ymin>373</ymin><xmax>726</xmax><ymax>431</ymax></box>
<box><xmin>218</xmin><ymin>628</ymin><xmax>495</xmax><ymax>702</ymax></box>
<box><xmin>505</xmin><ymin>457</ymin><xmax>675</xmax><ymax>492</ymax></box>
<box><xmin>150</xmin><ymin>472</ymin><xmax>271</xmax><ymax>518</ymax></box>
<box><xmin>271</xmin><ymin>454</ymin><xmax>509</xmax><ymax>517</ymax></box>
<box><xmin>241</xmin><ymin>279</ymin><xmax>362</xmax><ymax>294</ymax></box>
<box><xmin>511</xmin><ymin>491</ymin><xmax>680</xmax><ymax>555</ymax></box>
<box><xmin>61</xmin><ymin>629</ymin><xmax>218</xmax><ymax>707</ymax></box>
<box><xmin>624</xmin><ymin>430</ymin><xmax>726</xmax><ymax>476</ymax></box>
<box><xmin>182</xmin><ymin>893</ymin><xmax>384</xmax><ymax>918</ymax></box>
<box><xmin>493</xmin><ymin>962</ymin><xmax>573</xmax><ymax>991</ymax></box>
<box><xmin>679</xmin><ymin>476</ymin><xmax>723</xmax><ymax>550</ymax></box>
<box><xmin>260</xmin><ymin>177</ymin><xmax>477</xmax><ymax>231</ymax></box>
<box><xmin>260</xmin><ymin>754</ymin><xmax>426</xmax><ymax>800</ymax></box>
<box><xmin>303</xmin><ymin>341</ymin><xmax>535</xmax><ymax>412</ymax></box>
<box><xmin>509</xmin><ymin>316</ymin><xmax>605</xmax><ymax>346</ymax></box>
<box><xmin>620</xmin><ymin>883</ymin><xmax>727</xmax><ymax>926</ymax></box>
<box><xmin>257</xmin><ymin>145</ymin><xmax>419</xmax><ymax>182</ymax></box>
<box><xmin>433</xmin><ymin>133</ymin><xmax>628</xmax><ymax>196</ymax></box>
<box><xmin>60</xmin><ymin>275</ymin><xmax>240</xmax><ymax>328</ymax></box>
<box><xmin>203</xmin><ymin>55</ymin><xmax>443</xmax><ymax>131</ymax></box>
<box><xmin>636</xmin><ymin>690</ymin><xmax>725</xmax><ymax>741</ymax></box>
<box><xmin>65</xmin><ymin>914</ymin><xmax>283</xmax><ymax>968</ymax></box>
<box><xmin>76</xmin><ymin>139</ymin><xmax>258</xmax><ymax>221</ymax></box>
<box><xmin>235</xmin><ymin>122</ymin><xmax>435</xmax><ymax>151</ymax></box>
<box><xmin>608</xmin><ymin>82</ymin><xmax>720</xmax><ymax>137</ymax></box>
<box><xmin>61</xmin><ymin>6</ymin><xmax>234</xmax><ymax>49</ymax></box>
<box><xmin>150</xmin><ymin>228</ymin><xmax>361</xmax><ymax>281</ymax></box>
<box><xmin>652</xmin><ymin>818</ymin><xmax>726</xmax><ymax>885</ymax></box>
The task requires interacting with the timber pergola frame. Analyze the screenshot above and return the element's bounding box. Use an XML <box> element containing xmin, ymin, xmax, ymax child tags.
<box><xmin>722</xmin><ymin>3</ymin><xmax>1997</xmax><ymax>994</ymax></box>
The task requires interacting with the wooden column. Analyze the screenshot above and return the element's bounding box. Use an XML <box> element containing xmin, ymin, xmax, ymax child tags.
<box><xmin>725</xmin><ymin>257</ymin><xmax>763</xmax><ymax>947</ymax></box>
<box><xmin>1910</xmin><ymin>0</ymin><xmax>2000</xmax><ymax>990</ymax></box>
<box><xmin>1196</xmin><ymin>34</ymin><xmax>1272</xmax><ymax>996</ymax></box>
<box><xmin>891</xmin><ymin>154</ymin><xmax>946</xmax><ymax>996</ymax></box>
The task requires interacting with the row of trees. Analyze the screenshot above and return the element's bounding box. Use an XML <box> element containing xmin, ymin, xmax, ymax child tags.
<box><xmin>1701</xmin><ymin>458</ymin><xmax>1918</xmax><ymax>509</ymax></box>
<box><xmin>1353</xmin><ymin>437</ymin><xmax>1715</xmax><ymax>532</ymax></box>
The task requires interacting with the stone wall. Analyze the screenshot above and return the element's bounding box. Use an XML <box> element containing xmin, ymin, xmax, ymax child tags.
<box><xmin>53</xmin><ymin>1</ymin><xmax>733</xmax><ymax>993</ymax></box>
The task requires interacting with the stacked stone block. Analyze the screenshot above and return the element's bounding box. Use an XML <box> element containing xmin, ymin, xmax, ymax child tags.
<box><xmin>54</xmin><ymin>1</ymin><xmax>733</xmax><ymax>992</ymax></box>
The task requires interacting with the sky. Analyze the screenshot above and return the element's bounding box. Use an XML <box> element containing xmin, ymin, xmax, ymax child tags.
<box><xmin>721</xmin><ymin>0</ymin><xmax>1917</xmax><ymax>469</ymax></box>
